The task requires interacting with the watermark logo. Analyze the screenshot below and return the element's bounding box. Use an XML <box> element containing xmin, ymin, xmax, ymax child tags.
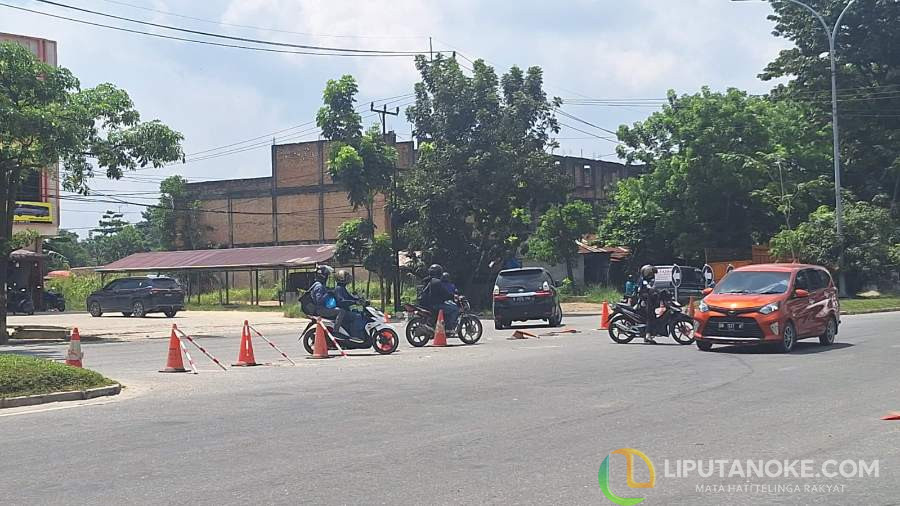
<box><xmin>598</xmin><ymin>448</ymin><xmax>656</xmax><ymax>506</ymax></box>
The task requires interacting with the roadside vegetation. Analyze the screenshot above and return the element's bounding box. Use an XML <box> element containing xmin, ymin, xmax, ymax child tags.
<box><xmin>0</xmin><ymin>354</ymin><xmax>117</xmax><ymax>398</ymax></box>
<box><xmin>841</xmin><ymin>296</ymin><xmax>900</xmax><ymax>315</ymax></box>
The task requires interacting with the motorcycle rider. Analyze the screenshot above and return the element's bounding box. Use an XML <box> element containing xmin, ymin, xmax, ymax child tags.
<box><xmin>638</xmin><ymin>264</ymin><xmax>659</xmax><ymax>344</ymax></box>
<box><xmin>334</xmin><ymin>270</ymin><xmax>364</xmax><ymax>341</ymax></box>
<box><xmin>310</xmin><ymin>265</ymin><xmax>347</xmax><ymax>338</ymax></box>
<box><xmin>441</xmin><ymin>272</ymin><xmax>458</xmax><ymax>296</ymax></box>
<box><xmin>419</xmin><ymin>264</ymin><xmax>459</xmax><ymax>331</ymax></box>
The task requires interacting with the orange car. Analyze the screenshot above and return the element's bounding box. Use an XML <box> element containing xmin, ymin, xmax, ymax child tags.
<box><xmin>693</xmin><ymin>264</ymin><xmax>840</xmax><ymax>353</ymax></box>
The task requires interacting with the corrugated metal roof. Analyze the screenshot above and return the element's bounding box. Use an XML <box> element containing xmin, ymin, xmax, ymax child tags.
<box><xmin>97</xmin><ymin>244</ymin><xmax>336</xmax><ymax>272</ymax></box>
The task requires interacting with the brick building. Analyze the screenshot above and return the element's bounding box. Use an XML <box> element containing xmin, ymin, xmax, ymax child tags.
<box><xmin>184</xmin><ymin>139</ymin><xmax>634</xmax><ymax>248</ymax></box>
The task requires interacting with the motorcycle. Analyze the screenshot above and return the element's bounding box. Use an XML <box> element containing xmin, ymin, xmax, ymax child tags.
<box><xmin>43</xmin><ymin>290</ymin><xmax>66</xmax><ymax>312</ymax></box>
<box><xmin>404</xmin><ymin>295</ymin><xmax>483</xmax><ymax>347</ymax></box>
<box><xmin>607</xmin><ymin>290</ymin><xmax>694</xmax><ymax>345</ymax></box>
<box><xmin>300</xmin><ymin>301</ymin><xmax>400</xmax><ymax>355</ymax></box>
<box><xmin>6</xmin><ymin>287</ymin><xmax>35</xmax><ymax>316</ymax></box>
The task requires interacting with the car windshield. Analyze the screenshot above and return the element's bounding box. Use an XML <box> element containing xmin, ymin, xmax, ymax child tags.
<box><xmin>150</xmin><ymin>278</ymin><xmax>180</xmax><ymax>289</ymax></box>
<box><xmin>713</xmin><ymin>271</ymin><xmax>791</xmax><ymax>295</ymax></box>
<box><xmin>497</xmin><ymin>271</ymin><xmax>545</xmax><ymax>291</ymax></box>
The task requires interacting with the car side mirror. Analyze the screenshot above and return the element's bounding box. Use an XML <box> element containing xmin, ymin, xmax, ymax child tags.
<box><xmin>702</xmin><ymin>287</ymin><xmax>713</xmax><ymax>296</ymax></box>
<box><xmin>794</xmin><ymin>289</ymin><xmax>810</xmax><ymax>299</ymax></box>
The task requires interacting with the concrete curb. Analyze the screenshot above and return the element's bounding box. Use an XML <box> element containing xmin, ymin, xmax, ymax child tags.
<box><xmin>840</xmin><ymin>307</ymin><xmax>900</xmax><ymax>316</ymax></box>
<box><xmin>0</xmin><ymin>384</ymin><xmax>122</xmax><ymax>409</ymax></box>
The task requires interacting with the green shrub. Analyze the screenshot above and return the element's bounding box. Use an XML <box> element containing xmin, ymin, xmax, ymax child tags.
<box><xmin>0</xmin><ymin>354</ymin><xmax>117</xmax><ymax>398</ymax></box>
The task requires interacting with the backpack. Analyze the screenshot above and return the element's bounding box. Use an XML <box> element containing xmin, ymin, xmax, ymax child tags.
<box><xmin>299</xmin><ymin>289</ymin><xmax>317</xmax><ymax>316</ymax></box>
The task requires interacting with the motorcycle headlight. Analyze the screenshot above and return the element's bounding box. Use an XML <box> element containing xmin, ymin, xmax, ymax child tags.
<box><xmin>759</xmin><ymin>302</ymin><xmax>779</xmax><ymax>315</ymax></box>
<box><xmin>698</xmin><ymin>300</ymin><xmax>709</xmax><ymax>313</ymax></box>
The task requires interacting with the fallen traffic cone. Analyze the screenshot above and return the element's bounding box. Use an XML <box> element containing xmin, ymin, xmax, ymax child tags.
<box><xmin>233</xmin><ymin>320</ymin><xmax>259</xmax><ymax>367</ymax></box>
<box><xmin>65</xmin><ymin>327</ymin><xmax>83</xmax><ymax>368</ymax></box>
<box><xmin>159</xmin><ymin>326</ymin><xmax>188</xmax><ymax>373</ymax></box>
<box><xmin>599</xmin><ymin>301</ymin><xmax>610</xmax><ymax>330</ymax></box>
<box><xmin>509</xmin><ymin>330</ymin><xmax>539</xmax><ymax>340</ymax></box>
<box><xmin>431</xmin><ymin>310</ymin><xmax>448</xmax><ymax>347</ymax></box>
<box><xmin>881</xmin><ymin>412</ymin><xmax>900</xmax><ymax>421</ymax></box>
<box><xmin>308</xmin><ymin>318</ymin><xmax>331</xmax><ymax>359</ymax></box>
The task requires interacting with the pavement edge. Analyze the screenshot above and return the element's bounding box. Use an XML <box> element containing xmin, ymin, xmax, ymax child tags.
<box><xmin>0</xmin><ymin>384</ymin><xmax>122</xmax><ymax>409</ymax></box>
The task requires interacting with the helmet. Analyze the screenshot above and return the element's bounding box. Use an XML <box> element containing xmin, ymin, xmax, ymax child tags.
<box><xmin>640</xmin><ymin>264</ymin><xmax>657</xmax><ymax>280</ymax></box>
<box><xmin>316</xmin><ymin>265</ymin><xmax>333</xmax><ymax>280</ymax></box>
<box><xmin>428</xmin><ymin>264</ymin><xmax>443</xmax><ymax>279</ymax></box>
<box><xmin>335</xmin><ymin>270</ymin><xmax>352</xmax><ymax>284</ymax></box>
<box><xmin>441</xmin><ymin>272</ymin><xmax>451</xmax><ymax>282</ymax></box>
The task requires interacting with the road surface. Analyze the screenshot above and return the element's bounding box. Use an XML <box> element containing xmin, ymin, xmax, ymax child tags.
<box><xmin>1</xmin><ymin>313</ymin><xmax>897</xmax><ymax>505</ymax></box>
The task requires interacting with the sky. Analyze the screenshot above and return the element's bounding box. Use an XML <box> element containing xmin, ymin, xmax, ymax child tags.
<box><xmin>0</xmin><ymin>0</ymin><xmax>793</xmax><ymax>235</ymax></box>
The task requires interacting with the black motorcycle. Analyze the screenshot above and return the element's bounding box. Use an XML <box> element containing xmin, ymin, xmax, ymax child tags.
<box><xmin>6</xmin><ymin>287</ymin><xmax>35</xmax><ymax>316</ymax></box>
<box><xmin>608</xmin><ymin>290</ymin><xmax>694</xmax><ymax>345</ymax></box>
<box><xmin>300</xmin><ymin>301</ymin><xmax>400</xmax><ymax>355</ymax></box>
<box><xmin>404</xmin><ymin>295</ymin><xmax>483</xmax><ymax>347</ymax></box>
<box><xmin>43</xmin><ymin>290</ymin><xmax>66</xmax><ymax>312</ymax></box>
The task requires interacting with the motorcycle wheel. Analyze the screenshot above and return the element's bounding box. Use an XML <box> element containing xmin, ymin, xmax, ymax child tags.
<box><xmin>405</xmin><ymin>316</ymin><xmax>430</xmax><ymax>347</ymax></box>
<box><xmin>670</xmin><ymin>317</ymin><xmax>695</xmax><ymax>345</ymax></box>
<box><xmin>301</xmin><ymin>327</ymin><xmax>316</xmax><ymax>355</ymax></box>
<box><xmin>373</xmin><ymin>328</ymin><xmax>399</xmax><ymax>355</ymax></box>
<box><xmin>608</xmin><ymin>314</ymin><xmax>636</xmax><ymax>344</ymax></box>
<box><xmin>457</xmin><ymin>314</ymin><xmax>483</xmax><ymax>345</ymax></box>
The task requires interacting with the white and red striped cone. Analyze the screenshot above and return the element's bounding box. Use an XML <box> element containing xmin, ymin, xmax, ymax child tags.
<box><xmin>65</xmin><ymin>327</ymin><xmax>84</xmax><ymax>368</ymax></box>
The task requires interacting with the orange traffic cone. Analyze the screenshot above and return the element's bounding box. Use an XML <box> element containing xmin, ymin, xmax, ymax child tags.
<box><xmin>233</xmin><ymin>320</ymin><xmax>259</xmax><ymax>366</ymax></box>
<box><xmin>159</xmin><ymin>327</ymin><xmax>188</xmax><ymax>373</ymax></box>
<box><xmin>881</xmin><ymin>412</ymin><xmax>900</xmax><ymax>421</ymax></box>
<box><xmin>65</xmin><ymin>327</ymin><xmax>83</xmax><ymax>368</ymax></box>
<box><xmin>431</xmin><ymin>310</ymin><xmax>448</xmax><ymax>347</ymax></box>
<box><xmin>308</xmin><ymin>318</ymin><xmax>331</xmax><ymax>359</ymax></box>
<box><xmin>599</xmin><ymin>301</ymin><xmax>610</xmax><ymax>330</ymax></box>
<box><xmin>509</xmin><ymin>330</ymin><xmax>538</xmax><ymax>340</ymax></box>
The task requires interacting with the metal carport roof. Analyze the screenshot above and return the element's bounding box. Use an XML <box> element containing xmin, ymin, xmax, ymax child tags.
<box><xmin>96</xmin><ymin>244</ymin><xmax>336</xmax><ymax>272</ymax></box>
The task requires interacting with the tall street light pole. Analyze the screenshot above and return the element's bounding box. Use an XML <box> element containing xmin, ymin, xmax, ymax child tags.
<box><xmin>733</xmin><ymin>0</ymin><xmax>856</xmax><ymax>297</ymax></box>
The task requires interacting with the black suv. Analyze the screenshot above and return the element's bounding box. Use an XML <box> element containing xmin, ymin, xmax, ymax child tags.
<box><xmin>87</xmin><ymin>277</ymin><xmax>185</xmax><ymax>318</ymax></box>
<box><xmin>653</xmin><ymin>265</ymin><xmax>706</xmax><ymax>304</ymax></box>
<box><xmin>492</xmin><ymin>268</ymin><xmax>563</xmax><ymax>330</ymax></box>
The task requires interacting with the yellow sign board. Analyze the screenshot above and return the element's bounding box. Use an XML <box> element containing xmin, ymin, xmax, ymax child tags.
<box><xmin>13</xmin><ymin>201</ymin><xmax>53</xmax><ymax>223</ymax></box>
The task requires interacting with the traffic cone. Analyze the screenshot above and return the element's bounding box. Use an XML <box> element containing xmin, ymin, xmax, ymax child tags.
<box><xmin>431</xmin><ymin>310</ymin><xmax>448</xmax><ymax>347</ymax></box>
<box><xmin>65</xmin><ymin>327</ymin><xmax>83</xmax><ymax>368</ymax></box>
<box><xmin>509</xmin><ymin>330</ymin><xmax>538</xmax><ymax>340</ymax></box>
<box><xmin>881</xmin><ymin>412</ymin><xmax>900</xmax><ymax>421</ymax></box>
<box><xmin>599</xmin><ymin>301</ymin><xmax>610</xmax><ymax>330</ymax></box>
<box><xmin>688</xmin><ymin>297</ymin><xmax>696</xmax><ymax>319</ymax></box>
<box><xmin>159</xmin><ymin>327</ymin><xmax>188</xmax><ymax>373</ymax></box>
<box><xmin>233</xmin><ymin>320</ymin><xmax>259</xmax><ymax>366</ymax></box>
<box><xmin>308</xmin><ymin>318</ymin><xmax>331</xmax><ymax>359</ymax></box>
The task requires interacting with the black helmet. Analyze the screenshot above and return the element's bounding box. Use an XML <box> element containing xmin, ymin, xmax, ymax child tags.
<box><xmin>316</xmin><ymin>265</ymin><xmax>333</xmax><ymax>280</ymax></box>
<box><xmin>428</xmin><ymin>264</ymin><xmax>443</xmax><ymax>279</ymax></box>
<box><xmin>640</xmin><ymin>264</ymin><xmax>657</xmax><ymax>280</ymax></box>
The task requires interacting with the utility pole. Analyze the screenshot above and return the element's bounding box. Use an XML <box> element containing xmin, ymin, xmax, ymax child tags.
<box><xmin>371</xmin><ymin>102</ymin><xmax>403</xmax><ymax>313</ymax></box>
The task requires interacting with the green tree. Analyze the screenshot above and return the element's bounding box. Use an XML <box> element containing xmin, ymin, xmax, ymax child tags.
<box><xmin>770</xmin><ymin>199</ymin><xmax>899</xmax><ymax>292</ymax></box>
<box><xmin>600</xmin><ymin>88</ymin><xmax>829</xmax><ymax>264</ymax></box>
<box><xmin>400</xmin><ymin>55</ymin><xmax>567</xmax><ymax>297</ymax></box>
<box><xmin>85</xmin><ymin>224</ymin><xmax>148</xmax><ymax>266</ymax></box>
<box><xmin>364</xmin><ymin>233</ymin><xmax>395</xmax><ymax>311</ymax></box>
<box><xmin>334</xmin><ymin>218</ymin><xmax>374</xmax><ymax>265</ymax></box>
<box><xmin>761</xmin><ymin>0</ymin><xmax>900</xmax><ymax>211</ymax></box>
<box><xmin>316</xmin><ymin>75</ymin><xmax>396</xmax><ymax>226</ymax></box>
<box><xmin>526</xmin><ymin>200</ymin><xmax>595</xmax><ymax>292</ymax></box>
<box><xmin>44</xmin><ymin>229</ymin><xmax>92</xmax><ymax>269</ymax></box>
<box><xmin>0</xmin><ymin>42</ymin><xmax>183</xmax><ymax>343</ymax></box>
<box><xmin>93</xmin><ymin>210</ymin><xmax>129</xmax><ymax>236</ymax></box>
<box><xmin>142</xmin><ymin>175</ymin><xmax>205</xmax><ymax>250</ymax></box>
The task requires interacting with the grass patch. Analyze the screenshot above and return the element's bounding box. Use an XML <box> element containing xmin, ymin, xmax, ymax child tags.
<box><xmin>561</xmin><ymin>285</ymin><xmax>622</xmax><ymax>304</ymax></box>
<box><xmin>184</xmin><ymin>303</ymin><xmax>285</xmax><ymax>312</ymax></box>
<box><xmin>840</xmin><ymin>297</ymin><xmax>900</xmax><ymax>314</ymax></box>
<box><xmin>0</xmin><ymin>354</ymin><xmax>117</xmax><ymax>398</ymax></box>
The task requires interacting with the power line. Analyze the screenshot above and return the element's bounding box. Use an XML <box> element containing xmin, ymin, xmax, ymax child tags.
<box><xmin>0</xmin><ymin>3</ymin><xmax>421</xmax><ymax>57</ymax></box>
<box><xmin>96</xmin><ymin>0</ymin><xmax>428</xmax><ymax>40</ymax></box>
<box><xmin>35</xmin><ymin>0</ymin><xmax>423</xmax><ymax>54</ymax></box>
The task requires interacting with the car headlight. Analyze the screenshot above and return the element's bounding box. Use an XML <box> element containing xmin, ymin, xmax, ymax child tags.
<box><xmin>759</xmin><ymin>302</ymin><xmax>779</xmax><ymax>315</ymax></box>
<box><xmin>698</xmin><ymin>300</ymin><xmax>709</xmax><ymax>313</ymax></box>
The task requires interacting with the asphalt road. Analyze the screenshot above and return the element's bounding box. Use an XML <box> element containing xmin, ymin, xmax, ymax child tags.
<box><xmin>1</xmin><ymin>313</ymin><xmax>898</xmax><ymax>505</ymax></box>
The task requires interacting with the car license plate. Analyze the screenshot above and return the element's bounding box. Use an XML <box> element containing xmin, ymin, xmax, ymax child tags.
<box><xmin>515</xmin><ymin>296</ymin><xmax>534</xmax><ymax>304</ymax></box>
<box><xmin>719</xmin><ymin>322</ymin><xmax>743</xmax><ymax>330</ymax></box>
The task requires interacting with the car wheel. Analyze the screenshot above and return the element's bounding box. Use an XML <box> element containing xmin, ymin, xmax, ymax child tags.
<box><xmin>696</xmin><ymin>340</ymin><xmax>713</xmax><ymax>352</ymax></box>
<box><xmin>164</xmin><ymin>309</ymin><xmax>178</xmax><ymax>318</ymax></box>
<box><xmin>549</xmin><ymin>305</ymin><xmax>563</xmax><ymax>327</ymax></box>
<box><xmin>819</xmin><ymin>317</ymin><xmax>837</xmax><ymax>346</ymax></box>
<box><xmin>89</xmin><ymin>301</ymin><xmax>103</xmax><ymax>317</ymax></box>
<box><xmin>121</xmin><ymin>312</ymin><xmax>133</xmax><ymax>317</ymax></box>
<box><xmin>775</xmin><ymin>322</ymin><xmax>796</xmax><ymax>353</ymax></box>
<box><xmin>132</xmin><ymin>300</ymin><xmax>146</xmax><ymax>318</ymax></box>
<box><xmin>494</xmin><ymin>318</ymin><xmax>505</xmax><ymax>331</ymax></box>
